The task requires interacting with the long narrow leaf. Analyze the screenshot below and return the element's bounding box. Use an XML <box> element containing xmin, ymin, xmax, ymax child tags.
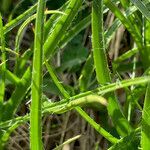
<box><xmin>131</xmin><ymin>0</ymin><xmax>150</xmax><ymax>21</ymax></box>
<box><xmin>45</xmin><ymin>61</ymin><xmax>118</xmax><ymax>144</ymax></box>
<box><xmin>0</xmin><ymin>76</ymin><xmax>149</xmax><ymax>129</ymax></box>
<box><xmin>3</xmin><ymin>3</ymin><xmax>37</xmax><ymax>34</ymax></box>
<box><xmin>141</xmin><ymin>83</ymin><xmax>150</xmax><ymax>150</ymax></box>
<box><xmin>44</xmin><ymin>0</ymin><xmax>83</xmax><ymax>60</ymax></box>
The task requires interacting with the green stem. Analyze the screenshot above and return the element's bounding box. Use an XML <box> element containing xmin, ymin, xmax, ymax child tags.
<box><xmin>92</xmin><ymin>0</ymin><xmax>110</xmax><ymax>84</ymax></box>
<box><xmin>0</xmin><ymin>77</ymin><xmax>149</xmax><ymax>133</ymax></box>
<box><xmin>3</xmin><ymin>3</ymin><xmax>37</xmax><ymax>34</ymax></box>
<box><xmin>141</xmin><ymin>83</ymin><xmax>150</xmax><ymax>150</ymax></box>
<box><xmin>92</xmin><ymin>0</ymin><xmax>132</xmax><ymax>136</ymax></box>
<box><xmin>30</xmin><ymin>0</ymin><xmax>45</xmax><ymax>149</ymax></box>
<box><xmin>45</xmin><ymin>61</ymin><xmax>119</xmax><ymax>144</ymax></box>
<box><xmin>1</xmin><ymin>67</ymin><xmax>31</xmax><ymax>121</ymax></box>
<box><xmin>0</xmin><ymin>14</ymin><xmax>6</xmax><ymax>103</ymax></box>
<box><xmin>104</xmin><ymin>0</ymin><xmax>142</xmax><ymax>49</ymax></box>
<box><xmin>76</xmin><ymin>107</ymin><xmax>118</xmax><ymax>144</ymax></box>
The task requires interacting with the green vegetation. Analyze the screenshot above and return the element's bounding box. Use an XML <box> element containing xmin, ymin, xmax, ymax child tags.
<box><xmin>0</xmin><ymin>0</ymin><xmax>150</xmax><ymax>149</ymax></box>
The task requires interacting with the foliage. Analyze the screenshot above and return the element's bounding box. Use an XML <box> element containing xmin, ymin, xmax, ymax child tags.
<box><xmin>0</xmin><ymin>0</ymin><xmax>150</xmax><ymax>149</ymax></box>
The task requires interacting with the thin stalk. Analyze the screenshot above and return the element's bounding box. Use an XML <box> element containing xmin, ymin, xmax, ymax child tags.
<box><xmin>30</xmin><ymin>0</ymin><xmax>45</xmax><ymax>149</ymax></box>
<box><xmin>1</xmin><ymin>67</ymin><xmax>31</xmax><ymax>121</ymax></box>
<box><xmin>0</xmin><ymin>76</ymin><xmax>149</xmax><ymax>129</ymax></box>
<box><xmin>45</xmin><ymin>61</ymin><xmax>119</xmax><ymax>144</ymax></box>
<box><xmin>141</xmin><ymin>83</ymin><xmax>150</xmax><ymax>149</ymax></box>
<box><xmin>44</xmin><ymin>0</ymin><xmax>82</xmax><ymax>60</ymax></box>
<box><xmin>14</xmin><ymin>10</ymin><xmax>64</xmax><ymax>76</ymax></box>
<box><xmin>120</xmin><ymin>0</ymin><xmax>129</xmax><ymax>9</ymax></box>
<box><xmin>92</xmin><ymin>0</ymin><xmax>132</xmax><ymax>136</ymax></box>
<box><xmin>0</xmin><ymin>14</ymin><xmax>6</xmax><ymax>103</ymax></box>
<box><xmin>92</xmin><ymin>0</ymin><xmax>110</xmax><ymax>84</ymax></box>
<box><xmin>0</xmin><ymin>46</ymin><xmax>19</xmax><ymax>56</ymax></box>
<box><xmin>104</xmin><ymin>0</ymin><xmax>142</xmax><ymax>49</ymax></box>
<box><xmin>76</xmin><ymin>107</ymin><xmax>118</xmax><ymax>144</ymax></box>
<box><xmin>3</xmin><ymin>3</ymin><xmax>37</xmax><ymax>34</ymax></box>
<box><xmin>45</xmin><ymin>61</ymin><xmax>69</xmax><ymax>98</ymax></box>
<box><xmin>53</xmin><ymin>135</ymin><xmax>82</xmax><ymax>150</ymax></box>
<box><xmin>128</xmin><ymin>56</ymin><xmax>136</xmax><ymax>122</ymax></box>
<box><xmin>141</xmin><ymin>15</ymin><xmax>150</xmax><ymax>150</ymax></box>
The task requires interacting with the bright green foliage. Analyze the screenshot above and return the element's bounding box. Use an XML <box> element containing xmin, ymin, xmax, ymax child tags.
<box><xmin>0</xmin><ymin>0</ymin><xmax>150</xmax><ymax>149</ymax></box>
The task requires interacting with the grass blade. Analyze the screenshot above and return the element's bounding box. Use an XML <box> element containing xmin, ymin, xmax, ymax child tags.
<box><xmin>3</xmin><ymin>3</ymin><xmax>37</xmax><ymax>34</ymax></box>
<box><xmin>141</xmin><ymin>83</ymin><xmax>150</xmax><ymax>150</ymax></box>
<box><xmin>14</xmin><ymin>10</ymin><xmax>64</xmax><ymax>76</ymax></box>
<box><xmin>114</xmin><ymin>48</ymin><xmax>138</xmax><ymax>63</ymax></box>
<box><xmin>44</xmin><ymin>0</ymin><xmax>83</xmax><ymax>60</ymax></box>
<box><xmin>44</xmin><ymin>1</ymin><xmax>69</xmax><ymax>40</ymax></box>
<box><xmin>79</xmin><ymin>54</ymin><xmax>94</xmax><ymax>92</ymax></box>
<box><xmin>104</xmin><ymin>0</ymin><xmax>142</xmax><ymax>48</ymax></box>
<box><xmin>1</xmin><ymin>76</ymin><xmax>149</xmax><ymax>126</ymax></box>
<box><xmin>1</xmin><ymin>67</ymin><xmax>31</xmax><ymax>121</ymax></box>
<box><xmin>0</xmin><ymin>77</ymin><xmax>149</xmax><ymax>130</ymax></box>
<box><xmin>45</xmin><ymin>61</ymin><xmax>118</xmax><ymax>144</ymax></box>
<box><xmin>76</xmin><ymin>107</ymin><xmax>118</xmax><ymax>144</ymax></box>
<box><xmin>53</xmin><ymin>135</ymin><xmax>81</xmax><ymax>150</ymax></box>
<box><xmin>131</xmin><ymin>0</ymin><xmax>150</xmax><ymax>21</ymax></box>
<box><xmin>109</xmin><ymin>128</ymin><xmax>140</xmax><ymax>150</ymax></box>
<box><xmin>58</xmin><ymin>15</ymin><xmax>91</xmax><ymax>48</ymax></box>
<box><xmin>141</xmin><ymin>17</ymin><xmax>150</xmax><ymax>150</ymax></box>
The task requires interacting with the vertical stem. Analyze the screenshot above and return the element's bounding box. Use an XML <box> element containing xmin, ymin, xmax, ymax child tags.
<box><xmin>128</xmin><ymin>56</ymin><xmax>136</xmax><ymax>122</ymax></box>
<box><xmin>92</xmin><ymin>0</ymin><xmax>110</xmax><ymax>84</ymax></box>
<box><xmin>30</xmin><ymin>0</ymin><xmax>45</xmax><ymax>149</ymax></box>
<box><xmin>141</xmin><ymin>83</ymin><xmax>150</xmax><ymax>150</ymax></box>
<box><xmin>0</xmin><ymin>14</ymin><xmax>6</xmax><ymax>103</ymax></box>
<box><xmin>141</xmin><ymin>17</ymin><xmax>150</xmax><ymax>150</ymax></box>
<box><xmin>92</xmin><ymin>0</ymin><xmax>132</xmax><ymax>136</ymax></box>
<box><xmin>120</xmin><ymin>0</ymin><xmax>129</xmax><ymax>9</ymax></box>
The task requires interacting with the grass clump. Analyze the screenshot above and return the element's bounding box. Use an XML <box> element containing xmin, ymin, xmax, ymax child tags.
<box><xmin>0</xmin><ymin>0</ymin><xmax>150</xmax><ymax>149</ymax></box>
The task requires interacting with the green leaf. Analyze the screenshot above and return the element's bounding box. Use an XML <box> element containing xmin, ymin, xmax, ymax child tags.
<box><xmin>3</xmin><ymin>3</ymin><xmax>37</xmax><ymax>34</ymax></box>
<box><xmin>141</xmin><ymin>83</ymin><xmax>150</xmax><ymax>150</ymax></box>
<box><xmin>109</xmin><ymin>128</ymin><xmax>140</xmax><ymax>150</ymax></box>
<box><xmin>131</xmin><ymin>0</ymin><xmax>150</xmax><ymax>21</ymax></box>
<box><xmin>44</xmin><ymin>0</ymin><xmax>83</xmax><ymax>60</ymax></box>
<box><xmin>60</xmin><ymin>43</ymin><xmax>88</xmax><ymax>72</ymax></box>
